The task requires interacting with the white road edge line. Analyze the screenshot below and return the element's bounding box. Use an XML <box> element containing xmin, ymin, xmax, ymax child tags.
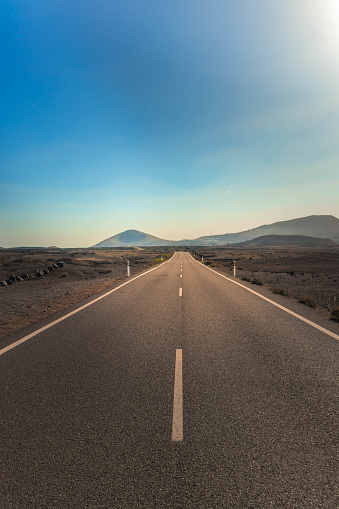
<box><xmin>189</xmin><ymin>253</ymin><xmax>339</xmax><ymax>341</ymax></box>
<box><xmin>179</xmin><ymin>288</ymin><xmax>182</xmax><ymax>296</ymax></box>
<box><xmin>0</xmin><ymin>253</ymin><xmax>177</xmax><ymax>357</ymax></box>
<box><xmin>172</xmin><ymin>349</ymin><xmax>183</xmax><ymax>442</ymax></box>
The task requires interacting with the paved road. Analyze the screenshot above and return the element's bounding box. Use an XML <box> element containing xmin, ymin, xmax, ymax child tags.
<box><xmin>1</xmin><ymin>252</ymin><xmax>338</xmax><ymax>508</ymax></box>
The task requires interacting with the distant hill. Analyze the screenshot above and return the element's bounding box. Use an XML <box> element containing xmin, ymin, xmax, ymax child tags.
<box><xmin>11</xmin><ymin>246</ymin><xmax>46</xmax><ymax>249</ymax></box>
<box><xmin>92</xmin><ymin>229</ymin><xmax>170</xmax><ymax>247</ymax></box>
<box><xmin>232</xmin><ymin>234</ymin><xmax>338</xmax><ymax>248</ymax></box>
<box><xmin>92</xmin><ymin>215</ymin><xmax>339</xmax><ymax>247</ymax></box>
<box><xmin>196</xmin><ymin>215</ymin><xmax>339</xmax><ymax>245</ymax></box>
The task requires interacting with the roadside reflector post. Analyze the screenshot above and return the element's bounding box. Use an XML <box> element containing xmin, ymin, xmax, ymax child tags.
<box><xmin>202</xmin><ymin>256</ymin><xmax>204</xmax><ymax>262</ymax></box>
<box><xmin>127</xmin><ymin>260</ymin><xmax>130</xmax><ymax>277</ymax></box>
<box><xmin>233</xmin><ymin>260</ymin><xmax>236</xmax><ymax>277</ymax></box>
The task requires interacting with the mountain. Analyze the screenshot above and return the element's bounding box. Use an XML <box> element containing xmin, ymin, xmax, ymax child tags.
<box><xmin>92</xmin><ymin>215</ymin><xmax>339</xmax><ymax>247</ymax></box>
<box><xmin>92</xmin><ymin>229</ymin><xmax>170</xmax><ymax>247</ymax></box>
<box><xmin>11</xmin><ymin>246</ymin><xmax>47</xmax><ymax>249</ymax></box>
<box><xmin>232</xmin><ymin>234</ymin><xmax>338</xmax><ymax>248</ymax></box>
<box><xmin>196</xmin><ymin>215</ymin><xmax>339</xmax><ymax>245</ymax></box>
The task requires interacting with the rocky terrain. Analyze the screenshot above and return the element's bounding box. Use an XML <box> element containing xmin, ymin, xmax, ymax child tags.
<box><xmin>191</xmin><ymin>247</ymin><xmax>339</xmax><ymax>320</ymax></box>
<box><xmin>0</xmin><ymin>247</ymin><xmax>172</xmax><ymax>340</ymax></box>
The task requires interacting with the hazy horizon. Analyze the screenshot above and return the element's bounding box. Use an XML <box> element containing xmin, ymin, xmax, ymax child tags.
<box><xmin>2</xmin><ymin>214</ymin><xmax>339</xmax><ymax>249</ymax></box>
<box><xmin>1</xmin><ymin>1</ymin><xmax>339</xmax><ymax>247</ymax></box>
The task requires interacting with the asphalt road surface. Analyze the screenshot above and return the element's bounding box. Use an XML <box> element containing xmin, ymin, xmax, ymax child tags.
<box><xmin>1</xmin><ymin>252</ymin><xmax>338</xmax><ymax>508</ymax></box>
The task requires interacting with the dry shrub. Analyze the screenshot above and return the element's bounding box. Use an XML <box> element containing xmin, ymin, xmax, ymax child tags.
<box><xmin>298</xmin><ymin>296</ymin><xmax>317</xmax><ymax>308</ymax></box>
<box><xmin>330</xmin><ymin>305</ymin><xmax>339</xmax><ymax>320</ymax></box>
<box><xmin>272</xmin><ymin>288</ymin><xmax>289</xmax><ymax>297</ymax></box>
<box><xmin>251</xmin><ymin>278</ymin><xmax>264</xmax><ymax>286</ymax></box>
<box><xmin>211</xmin><ymin>262</ymin><xmax>220</xmax><ymax>268</ymax></box>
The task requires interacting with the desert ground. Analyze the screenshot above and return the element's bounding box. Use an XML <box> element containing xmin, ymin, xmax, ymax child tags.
<box><xmin>0</xmin><ymin>247</ymin><xmax>172</xmax><ymax>340</ymax></box>
<box><xmin>190</xmin><ymin>246</ymin><xmax>339</xmax><ymax>320</ymax></box>
<box><xmin>1</xmin><ymin>246</ymin><xmax>338</xmax><ymax>341</ymax></box>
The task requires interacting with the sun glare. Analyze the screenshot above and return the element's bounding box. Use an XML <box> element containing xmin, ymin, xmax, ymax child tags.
<box><xmin>331</xmin><ymin>0</ymin><xmax>339</xmax><ymax>16</ymax></box>
<box><xmin>301</xmin><ymin>0</ymin><xmax>339</xmax><ymax>79</ymax></box>
<box><xmin>317</xmin><ymin>0</ymin><xmax>339</xmax><ymax>42</ymax></box>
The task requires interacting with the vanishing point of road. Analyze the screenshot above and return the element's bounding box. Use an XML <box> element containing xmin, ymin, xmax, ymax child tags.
<box><xmin>1</xmin><ymin>252</ymin><xmax>338</xmax><ymax>508</ymax></box>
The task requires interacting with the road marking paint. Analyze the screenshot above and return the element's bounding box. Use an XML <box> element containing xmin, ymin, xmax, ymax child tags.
<box><xmin>189</xmin><ymin>253</ymin><xmax>339</xmax><ymax>342</ymax></box>
<box><xmin>180</xmin><ymin>274</ymin><xmax>182</xmax><ymax>278</ymax></box>
<box><xmin>181</xmin><ymin>268</ymin><xmax>182</xmax><ymax>272</ymax></box>
<box><xmin>172</xmin><ymin>349</ymin><xmax>183</xmax><ymax>442</ymax></box>
<box><xmin>0</xmin><ymin>255</ymin><xmax>176</xmax><ymax>357</ymax></box>
<box><xmin>179</xmin><ymin>288</ymin><xmax>182</xmax><ymax>296</ymax></box>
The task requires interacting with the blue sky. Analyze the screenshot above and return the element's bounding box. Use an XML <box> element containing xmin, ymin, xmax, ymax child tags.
<box><xmin>1</xmin><ymin>0</ymin><xmax>339</xmax><ymax>247</ymax></box>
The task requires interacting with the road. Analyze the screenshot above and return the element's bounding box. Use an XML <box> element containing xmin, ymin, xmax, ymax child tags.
<box><xmin>1</xmin><ymin>251</ymin><xmax>338</xmax><ymax>508</ymax></box>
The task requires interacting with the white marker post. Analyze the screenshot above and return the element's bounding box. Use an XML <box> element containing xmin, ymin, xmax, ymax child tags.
<box><xmin>127</xmin><ymin>260</ymin><xmax>130</xmax><ymax>277</ymax></box>
<box><xmin>233</xmin><ymin>260</ymin><xmax>236</xmax><ymax>277</ymax></box>
<box><xmin>202</xmin><ymin>256</ymin><xmax>204</xmax><ymax>262</ymax></box>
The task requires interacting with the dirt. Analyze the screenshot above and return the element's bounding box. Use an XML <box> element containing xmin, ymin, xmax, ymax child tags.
<box><xmin>2</xmin><ymin>246</ymin><xmax>338</xmax><ymax>340</ymax></box>
<box><xmin>190</xmin><ymin>247</ymin><xmax>339</xmax><ymax>319</ymax></box>
<box><xmin>0</xmin><ymin>247</ymin><xmax>172</xmax><ymax>340</ymax></box>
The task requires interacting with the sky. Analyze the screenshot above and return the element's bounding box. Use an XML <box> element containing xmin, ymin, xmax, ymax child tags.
<box><xmin>1</xmin><ymin>0</ymin><xmax>339</xmax><ymax>247</ymax></box>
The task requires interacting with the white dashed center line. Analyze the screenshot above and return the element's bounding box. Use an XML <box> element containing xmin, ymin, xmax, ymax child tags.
<box><xmin>179</xmin><ymin>288</ymin><xmax>182</xmax><ymax>296</ymax></box>
<box><xmin>172</xmin><ymin>349</ymin><xmax>183</xmax><ymax>442</ymax></box>
<box><xmin>180</xmin><ymin>274</ymin><xmax>182</xmax><ymax>278</ymax></box>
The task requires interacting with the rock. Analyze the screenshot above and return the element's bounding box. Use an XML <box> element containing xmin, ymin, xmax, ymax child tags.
<box><xmin>21</xmin><ymin>273</ymin><xmax>29</xmax><ymax>279</ymax></box>
<box><xmin>9</xmin><ymin>275</ymin><xmax>16</xmax><ymax>282</ymax></box>
<box><xmin>0</xmin><ymin>281</ymin><xmax>7</xmax><ymax>286</ymax></box>
<box><xmin>43</xmin><ymin>269</ymin><xmax>49</xmax><ymax>275</ymax></box>
<box><xmin>56</xmin><ymin>261</ymin><xmax>64</xmax><ymax>268</ymax></box>
<box><xmin>52</xmin><ymin>263</ymin><xmax>59</xmax><ymax>269</ymax></box>
<box><xmin>6</xmin><ymin>279</ymin><xmax>13</xmax><ymax>285</ymax></box>
<box><xmin>16</xmin><ymin>276</ymin><xmax>23</xmax><ymax>281</ymax></box>
<box><xmin>47</xmin><ymin>266</ymin><xmax>54</xmax><ymax>271</ymax></box>
<box><xmin>36</xmin><ymin>270</ymin><xmax>44</xmax><ymax>277</ymax></box>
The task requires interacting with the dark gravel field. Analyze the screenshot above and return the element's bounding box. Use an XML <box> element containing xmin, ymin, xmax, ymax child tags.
<box><xmin>190</xmin><ymin>247</ymin><xmax>339</xmax><ymax>321</ymax></box>
<box><xmin>0</xmin><ymin>247</ymin><xmax>172</xmax><ymax>339</ymax></box>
